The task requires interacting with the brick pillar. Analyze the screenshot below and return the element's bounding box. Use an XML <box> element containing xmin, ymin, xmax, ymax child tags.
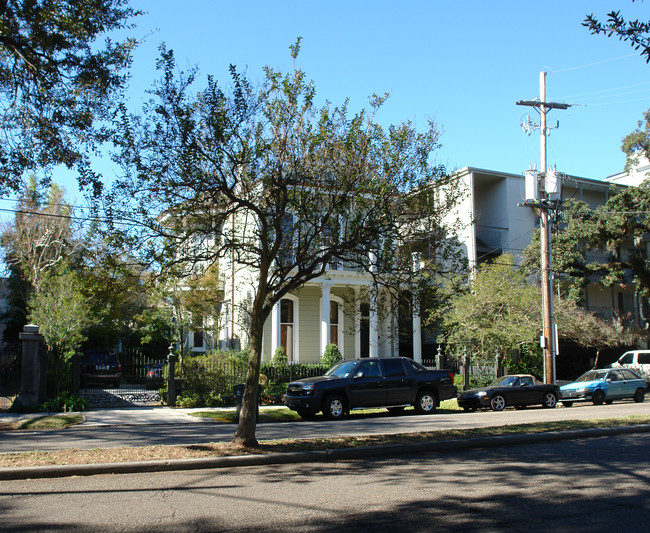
<box><xmin>13</xmin><ymin>324</ymin><xmax>45</xmax><ymax>409</ymax></box>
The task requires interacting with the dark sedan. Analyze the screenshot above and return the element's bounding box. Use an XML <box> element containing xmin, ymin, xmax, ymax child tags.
<box><xmin>457</xmin><ymin>374</ymin><xmax>559</xmax><ymax>412</ymax></box>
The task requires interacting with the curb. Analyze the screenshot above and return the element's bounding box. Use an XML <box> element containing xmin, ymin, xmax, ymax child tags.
<box><xmin>2</xmin><ymin>423</ymin><xmax>650</xmax><ymax>481</ymax></box>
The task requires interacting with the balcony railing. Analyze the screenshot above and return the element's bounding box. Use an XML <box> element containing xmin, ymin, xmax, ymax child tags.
<box><xmin>476</xmin><ymin>226</ymin><xmax>506</xmax><ymax>250</ymax></box>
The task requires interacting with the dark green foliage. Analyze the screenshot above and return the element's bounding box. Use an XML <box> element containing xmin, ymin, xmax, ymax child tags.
<box><xmin>503</xmin><ymin>344</ymin><xmax>543</xmax><ymax>378</ymax></box>
<box><xmin>321</xmin><ymin>343</ymin><xmax>343</xmax><ymax>368</ymax></box>
<box><xmin>0</xmin><ymin>0</ymin><xmax>139</xmax><ymax>194</ymax></box>
<box><xmin>584</xmin><ymin>7</ymin><xmax>650</xmax><ymax>63</ymax></box>
<box><xmin>41</xmin><ymin>391</ymin><xmax>87</xmax><ymax>413</ymax></box>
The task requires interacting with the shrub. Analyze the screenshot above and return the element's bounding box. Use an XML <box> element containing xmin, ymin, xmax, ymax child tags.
<box><xmin>321</xmin><ymin>343</ymin><xmax>343</xmax><ymax>368</ymax></box>
<box><xmin>175</xmin><ymin>392</ymin><xmax>203</xmax><ymax>408</ymax></box>
<box><xmin>271</xmin><ymin>346</ymin><xmax>287</xmax><ymax>366</ymax></box>
<box><xmin>41</xmin><ymin>391</ymin><xmax>87</xmax><ymax>413</ymax></box>
<box><xmin>205</xmin><ymin>391</ymin><xmax>227</xmax><ymax>407</ymax></box>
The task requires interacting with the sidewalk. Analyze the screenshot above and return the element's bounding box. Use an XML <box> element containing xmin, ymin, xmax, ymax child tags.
<box><xmin>0</xmin><ymin>405</ymin><xmax>282</xmax><ymax>427</ymax></box>
<box><xmin>2</xmin><ymin>405</ymin><xmax>650</xmax><ymax>482</ymax></box>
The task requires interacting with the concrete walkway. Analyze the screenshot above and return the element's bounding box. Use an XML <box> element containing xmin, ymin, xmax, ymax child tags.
<box><xmin>0</xmin><ymin>405</ymin><xmax>274</xmax><ymax>427</ymax></box>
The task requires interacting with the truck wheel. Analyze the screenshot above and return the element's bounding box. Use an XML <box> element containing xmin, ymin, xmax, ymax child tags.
<box><xmin>592</xmin><ymin>390</ymin><xmax>605</xmax><ymax>405</ymax></box>
<box><xmin>414</xmin><ymin>390</ymin><xmax>438</xmax><ymax>414</ymax></box>
<box><xmin>297</xmin><ymin>410</ymin><xmax>317</xmax><ymax>420</ymax></box>
<box><xmin>490</xmin><ymin>394</ymin><xmax>506</xmax><ymax>411</ymax></box>
<box><xmin>542</xmin><ymin>392</ymin><xmax>558</xmax><ymax>408</ymax></box>
<box><xmin>634</xmin><ymin>388</ymin><xmax>645</xmax><ymax>403</ymax></box>
<box><xmin>323</xmin><ymin>395</ymin><xmax>346</xmax><ymax>420</ymax></box>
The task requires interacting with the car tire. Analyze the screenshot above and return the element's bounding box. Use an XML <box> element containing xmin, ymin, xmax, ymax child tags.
<box><xmin>514</xmin><ymin>405</ymin><xmax>527</xmax><ymax>410</ymax></box>
<box><xmin>634</xmin><ymin>388</ymin><xmax>645</xmax><ymax>403</ymax></box>
<box><xmin>542</xmin><ymin>392</ymin><xmax>558</xmax><ymax>408</ymax></box>
<box><xmin>490</xmin><ymin>394</ymin><xmax>506</xmax><ymax>412</ymax></box>
<box><xmin>387</xmin><ymin>407</ymin><xmax>405</xmax><ymax>415</ymax></box>
<box><xmin>414</xmin><ymin>390</ymin><xmax>438</xmax><ymax>415</ymax></box>
<box><xmin>323</xmin><ymin>395</ymin><xmax>346</xmax><ymax>420</ymax></box>
<box><xmin>592</xmin><ymin>390</ymin><xmax>606</xmax><ymax>405</ymax></box>
<box><xmin>561</xmin><ymin>401</ymin><xmax>573</xmax><ymax>407</ymax></box>
<box><xmin>605</xmin><ymin>400</ymin><xmax>614</xmax><ymax>405</ymax></box>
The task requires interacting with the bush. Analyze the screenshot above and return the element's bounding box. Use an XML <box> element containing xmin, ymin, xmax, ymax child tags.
<box><xmin>321</xmin><ymin>343</ymin><xmax>343</xmax><ymax>368</ymax></box>
<box><xmin>175</xmin><ymin>392</ymin><xmax>202</xmax><ymax>408</ymax></box>
<box><xmin>205</xmin><ymin>391</ymin><xmax>227</xmax><ymax>407</ymax></box>
<box><xmin>41</xmin><ymin>391</ymin><xmax>87</xmax><ymax>413</ymax></box>
<box><xmin>181</xmin><ymin>351</ymin><xmax>247</xmax><ymax>398</ymax></box>
<box><xmin>271</xmin><ymin>346</ymin><xmax>287</xmax><ymax>366</ymax></box>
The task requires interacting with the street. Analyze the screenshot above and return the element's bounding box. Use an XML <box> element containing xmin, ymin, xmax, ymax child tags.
<box><xmin>1</xmin><ymin>432</ymin><xmax>649</xmax><ymax>532</ymax></box>
<box><xmin>1</xmin><ymin>400</ymin><xmax>650</xmax><ymax>453</ymax></box>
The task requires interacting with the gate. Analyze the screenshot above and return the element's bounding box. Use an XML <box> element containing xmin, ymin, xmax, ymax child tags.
<box><xmin>78</xmin><ymin>349</ymin><xmax>166</xmax><ymax>406</ymax></box>
<box><xmin>0</xmin><ymin>349</ymin><xmax>20</xmax><ymax>410</ymax></box>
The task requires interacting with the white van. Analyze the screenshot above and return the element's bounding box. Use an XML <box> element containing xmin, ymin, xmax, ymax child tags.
<box><xmin>612</xmin><ymin>350</ymin><xmax>650</xmax><ymax>383</ymax></box>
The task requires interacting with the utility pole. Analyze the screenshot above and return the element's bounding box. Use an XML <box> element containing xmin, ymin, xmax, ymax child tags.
<box><xmin>517</xmin><ymin>71</ymin><xmax>570</xmax><ymax>384</ymax></box>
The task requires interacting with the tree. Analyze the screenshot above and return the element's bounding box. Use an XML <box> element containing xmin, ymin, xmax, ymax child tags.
<box><xmin>0</xmin><ymin>179</ymin><xmax>79</xmax><ymax>296</ymax></box>
<box><xmin>522</xmin><ymin>192</ymin><xmax>650</xmax><ymax>330</ymax></box>
<box><xmin>0</xmin><ymin>0</ymin><xmax>139</xmax><ymax>195</ymax></box>
<box><xmin>445</xmin><ymin>253</ymin><xmax>633</xmax><ymax>375</ymax></box>
<box><xmin>585</xmin><ymin>3</ymin><xmax>650</xmax><ymax>170</ymax></box>
<box><xmin>442</xmin><ymin>255</ymin><xmax>541</xmax><ymax>366</ymax></box>
<box><xmin>554</xmin><ymin>297</ymin><xmax>636</xmax><ymax>368</ymax></box>
<box><xmin>107</xmin><ymin>41</ymin><xmax>465</xmax><ymax>446</ymax></box>
<box><xmin>28</xmin><ymin>265</ymin><xmax>96</xmax><ymax>393</ymax></box>
<box><xmin>584</xmin><ymin>3</ymin><xmax>650</xmax><ymax>63</ymax></box>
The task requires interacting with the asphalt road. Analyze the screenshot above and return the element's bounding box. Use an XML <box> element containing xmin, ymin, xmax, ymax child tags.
<box><xmin>2</xmin><ymin>400</ymin><xmax>650</xmax><ymax>453</ymax></box>
<box><xmin>1</xmin><ymin>431</ymin><xmax>649</xmax><ymax>532</ymax></box>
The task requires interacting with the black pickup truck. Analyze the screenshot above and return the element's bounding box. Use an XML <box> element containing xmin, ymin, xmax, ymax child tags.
<box><xmin>283</xmin><ymin>357</ymin><xmax>457</xmax><ymax>420</ymax></box>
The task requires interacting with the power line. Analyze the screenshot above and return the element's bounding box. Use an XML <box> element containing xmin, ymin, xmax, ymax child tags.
<box><xmin>548</xmin><ymin>53</ymin><xmax>638</xmax><ymax>74</ymax></box>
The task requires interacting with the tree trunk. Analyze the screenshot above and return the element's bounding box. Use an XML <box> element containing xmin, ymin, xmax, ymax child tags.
<box><xmin>231</xmin><ymin>322</ymin><xmax>263</xmax><ymax>446</ymax></box>
<box><xmin>232</xmin><ymin>270</ymin><xmax>269</xmax><ymax>447</ymax></box>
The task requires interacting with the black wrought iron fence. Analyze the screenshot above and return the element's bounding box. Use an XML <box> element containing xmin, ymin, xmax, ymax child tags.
<box><xmin>77</xmin><ymin>349</ymin><xmax>167</xmax><ymax>406</ymax></box>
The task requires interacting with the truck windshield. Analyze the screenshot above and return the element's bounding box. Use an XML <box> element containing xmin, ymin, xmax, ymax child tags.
<box><xmin>325</xmin><ymin>361</ymin><xmax>357</xmax><ymax>378</ymax></box>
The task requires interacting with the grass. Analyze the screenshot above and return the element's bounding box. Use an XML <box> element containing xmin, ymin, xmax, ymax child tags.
<box><xmin>1</xmin><ymin>414</ymin><xmax>649</xmax><ymax>469</ymax></box>
<box><xmin>188</xmin><ymin>399</ymin><xmax>463</xmax><ymax>423</ymax></box>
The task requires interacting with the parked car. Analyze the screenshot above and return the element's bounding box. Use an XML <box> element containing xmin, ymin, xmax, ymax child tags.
<box><xmin>284</xmin><ymin>357</ymin><xmax>457</xmax><ymax>420</ymax></box>
<box><xmin>145</xmin><ymin>364</ymin><xmax>165</xmax><ymax>390</ymax></box>
<box><xmin>81</xmin><ymin>350</ymin><xmax>122</xmax><ymax>388</ymax></box>
<box><xmin>559</xmin><ymin>368</ymin><xmax>646</xmax><ymax>406</ymax></box>
<box><xmin>457</xmin><ymin>374</ymin><xmax>559</xmax><ymax>412</ymax></box>
<box><xmin>611</xmin><ymin>350</ymin><xmax>650</xmax><ymax>385</ymax></box>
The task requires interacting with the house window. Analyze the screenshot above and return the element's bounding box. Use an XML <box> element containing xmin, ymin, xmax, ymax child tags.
<box><xmin>192</xmin><ymin>331</ymin><xmax>204</xmax><ymax>350</ymax></box>
<box><xmin>329</xmin><ymin>301</ymin><xmax>339</xmax><ymax>347</ymax></box>
<box><xmin>360</xmin><ymin>302</ymin><xmax>369</xmax><ymax>358</ymax></box>
<box><xmin>278</xmin><ymin>214</ymin><xmax>295</xmax><ymax>266</ymax></box>
<box><xmin>280</xmin><ymin>299</ymin><xmax>294</xmax><ymax>362</ymax></box>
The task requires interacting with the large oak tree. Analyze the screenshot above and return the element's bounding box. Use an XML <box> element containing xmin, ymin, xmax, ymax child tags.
<box><xmin>107</xmin><ymin>41</ymin><xmax>466</xmax><ymax>446</ymax></box>
<box><xmin>0</xmin><ymin>0</ymin><xmax>139</xmax><ymax>195</ymax></box>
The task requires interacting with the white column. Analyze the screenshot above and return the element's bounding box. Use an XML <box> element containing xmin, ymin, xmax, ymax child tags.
<box><xmin>271</xmin><ymin>300</ymin><xmax>281</xmax><ymax>356</ymax></box>
<box><xmin>369</xmin><ymin>286</ymin><xmax>379</xmax><ymax>358</ymax></box>
<box><xmin>354</xmin><ymin>287</ymin><xmax>361</xmax><ymax>359</ymax></box>
<box><xmin>412</xmin><ymin>252</ymin><xmax>423</xmax><ymax>363</ymax></box>
<box><xmin>412</xmin><ymin>297</ymin><xmax>422</xmax><ymax>363</ymax></box>
<box><xmin>320</xmin><ymin>280</ymin><xmax>333</xmax><ymax>356</ymax></box>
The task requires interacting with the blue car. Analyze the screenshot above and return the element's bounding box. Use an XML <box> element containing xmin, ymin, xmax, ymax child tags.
<box><xmin>559</xmin><ymin>368</ymin><xmax>646</xmax><ymax>407</ymax></box>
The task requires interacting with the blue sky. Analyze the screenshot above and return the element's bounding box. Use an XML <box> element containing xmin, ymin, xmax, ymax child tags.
<box><xmin>63</xmin><ymin>1</ymin><xmax>650</xmax><ymax>190</ymax></box>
